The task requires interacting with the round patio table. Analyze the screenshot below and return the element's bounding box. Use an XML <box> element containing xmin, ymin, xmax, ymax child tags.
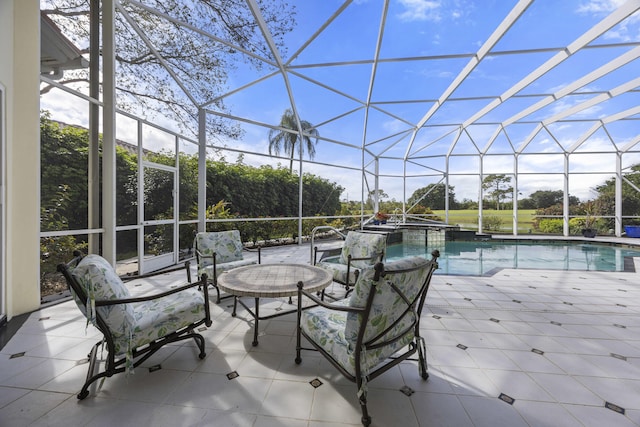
<box><xmin>217</xmin><ymin>263</ymin><xmax>333</xmax><ymax>346</ymax></box>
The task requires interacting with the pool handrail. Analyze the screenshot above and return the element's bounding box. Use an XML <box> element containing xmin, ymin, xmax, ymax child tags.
<box><xmin>310</xmin><ymin>226</ymin><xmax>347</xmax><ymax>264</ymax></box>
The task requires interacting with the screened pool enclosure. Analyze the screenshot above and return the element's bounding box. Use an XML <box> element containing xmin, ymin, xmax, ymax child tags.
<box><xmin>39</xmin><ymin>0</ymin><xmax>640</xmax><ymax>279</ymax></box>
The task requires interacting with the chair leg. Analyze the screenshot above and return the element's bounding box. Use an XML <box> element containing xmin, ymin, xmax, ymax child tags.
<box><xmin>78</xmin><ymin>340</ymin><xmax>109</xmax><ymax>400</ymax></box>
<box><xmin>417</xmin><ymin>337</ymin><xmax>429</xmax><ymax>379</ymax></box>
<box><xmin>295</xmin><ymin>294</ymin><xmax>303</xmax><ymax>364</ymax></box>
<box><xmin>357</xmin><ymin>385</ymin><xmax>372</xmax><ymax>426</ymax></box>
<box><xmin>191</xmin><ymin>333</ymin><xmax>207</xmax><ymax>359</ymax></box>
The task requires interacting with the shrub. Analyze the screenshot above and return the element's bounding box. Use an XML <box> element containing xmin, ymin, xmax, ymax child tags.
<box><xmin>537</xmin><ymin>219</ymin><xmax>563</xmax><ymax>234</ymax></box>
<box><xmin>483</xmin><ymin>215</ymin><xmax>503</xmax><ymax>231</ymax></box>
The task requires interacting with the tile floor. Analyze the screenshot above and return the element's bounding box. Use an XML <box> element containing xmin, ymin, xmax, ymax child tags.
<box><xmin>0</xmin><ymin>242</ymin><xmax>639</xmax><ymax>426</ymax></box>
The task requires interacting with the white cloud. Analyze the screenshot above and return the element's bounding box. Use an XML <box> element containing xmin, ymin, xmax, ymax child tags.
<box><xmin>577</xmin><ymin>0</ymin><xmax>640</xmax><ymax>42</ymax></box>
<box><xmin>397</xmin><ymin>0</ymin><xmax>443</xmax><ymax>22</ymax></box>
<box><xmin>576</xmin><ymin>0</ymin><xmax>627</xmax><ymax>14</ymax></box>
<box><xmin>382</xmin><ymin>118</ymin><xmax>412</xmax><ymax>133</ymax></box>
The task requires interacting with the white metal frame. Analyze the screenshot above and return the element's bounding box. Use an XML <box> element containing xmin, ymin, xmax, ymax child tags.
<box><xmin>38</xmin><ymin>0</ymin><xmax>640</xmax><ymax>277</ymax></box>
<box><xmin>0</xmin><ymin>83</ymin><xmax>6</xmax><ymax>320</ymax></box>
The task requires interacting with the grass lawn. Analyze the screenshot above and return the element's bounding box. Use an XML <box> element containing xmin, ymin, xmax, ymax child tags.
<box><xmin>432</xmin><ymin>209</ymin><xmax>537</xmax><ymax>234</ymax></box>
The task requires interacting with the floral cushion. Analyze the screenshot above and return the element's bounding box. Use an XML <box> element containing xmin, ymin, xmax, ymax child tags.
<box><xmin>71</xmin><ymin>254</ymin><xmax>134</xmax><ymax>335</ymax></box>
<box><xmin>128</xmin><ymin>289</ymin><xmax>206</xmax><ymax>356</ymax></box>
<box><xmin>300</xmin><ymin>257</ymin><xmax>432</xmax><ymax>376</ymax></box>
<box><xmin>194</xmin><ymin>230</ymin><xmax>253</xmax><ymax>278</ymax></box>
<box><xmin>70</xmin><ymin>254</ymin><xmax>206</xmax><ymax>372</ymax></box>
<box><xmin>300</xmin><ymin>299</ymin><xmax>353</xmax><ymax>368</ymax></box>
<box><xmin>339</xmin><ymin>231</ymin><xmax>386</xmax><ymax>269</ymax></box>
<box><xmin>316</xmin><ymin>257</ymin><xmax>359</xmax><ymax>284</ymax></box>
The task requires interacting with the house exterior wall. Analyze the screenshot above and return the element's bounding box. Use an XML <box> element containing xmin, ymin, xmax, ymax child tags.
<box><xmin>0</xmin><ymin>0</ymin><xmax>42</xmax><ymax>319</ymax></box>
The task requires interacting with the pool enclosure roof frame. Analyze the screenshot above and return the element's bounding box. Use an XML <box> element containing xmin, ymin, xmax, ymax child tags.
<box><xmin>42</xmin><ymin>0</ymin><xmax>640</xmax><ymax>262</ymax></box>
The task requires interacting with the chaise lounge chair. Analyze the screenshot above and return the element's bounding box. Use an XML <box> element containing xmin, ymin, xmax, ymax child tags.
<box><xmin>58</xmin><ymin>251</ymin><xmax>212</xmax><ymax>400</ymax></box>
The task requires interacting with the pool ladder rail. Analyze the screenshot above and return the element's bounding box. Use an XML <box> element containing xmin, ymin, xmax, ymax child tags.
<box><xmin>310</xmin><ymin>226</ymin><xmax>347</xmax><ymax>265</ymax></box>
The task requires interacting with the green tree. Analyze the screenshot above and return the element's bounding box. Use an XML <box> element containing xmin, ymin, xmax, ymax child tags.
<box><xmin>116</xmin><ymin>145</ymin><xmax>139</xmax><ymax>226</ymax></box>
<box><xmin>41</xmin><ymin>114</ymin><xmax>344</xmax><ymax>253</ymax></box>
<box><xmin>594</xmin><ymin>164</ymin><xmax>640</xmax><ymax>223</ymax></box>
<box><xmin>40</xmin><ymin>185</ymin><xmax>87</xmax><ymax>275</ymax></box>
<box><xmin>268</xmin><ymin>109</ymin><xmax>319</xmax><ymax>173</ymax></box>
<box><xmin>365</xmin><ymin>189</ymin><xmax>389</xmax><ymax>210</ymax></box>
<box><xmin>524</xmin><ymin>190</ymin><xmax>580</xmax><ymax>209</ymax></box>
<box><xmin>40</xmin><ymin>113</ymin><xmax>90</xmax><ymax>230</ymax></box>
<box><xmin>482</xmin><ymin>174</ymin><xmax>513</xmax><ymax>210</ymax></box>
<box><xmin>408</xmin><ymin>183</ymin><xmax>456</xmax><ymax>210</ymax></box>
<box><xmin>303</xmin><ymin>173</ymin><xmax>343</xmax><ymax>216</ymax></box>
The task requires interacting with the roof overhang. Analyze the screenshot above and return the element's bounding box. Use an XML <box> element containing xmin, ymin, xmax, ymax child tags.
<box><xmin>40</xmin><ymin>12</ymin><xmax>88</xmax><ymax>79</ymax></box>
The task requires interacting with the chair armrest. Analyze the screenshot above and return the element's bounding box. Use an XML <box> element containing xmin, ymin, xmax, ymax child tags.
<box><xmin>244</xmin><ymin>246</ymin><xmax>261</xmax><ymax>264</ymax></box>
<box><xmin>195</xmin><ymin>248</ymin><xmax>214</xmax><ymax>262</ymax></box>
<box><xmin>347</xmin><ymin>250</ymin><xmax>384</xmax><ymax>264</ymax></box>
<box><xmin>196</xmin><ymin>247</ymin><xmax>259</xmax><ymax>264</ymax></box>
<box><xmin>297</xmin><ymin>283</ymin><xmax>365</xmax><ymax>314</ymax></box>
<box><xmin>121</xmin><ymin>260</ymin><xmax>191</xmax><ymax>282</ymax></box>
<box><xmin>313</xmin><ymin>246</ymin><xmax>342</xmax><ymax>264</ymax></box>
<box><xmin>95</xmin><ymin>275</ymin><xmax>209</xmax><ymax>307</ymax></box>
<box><xmin>347</xmin><ymin>255</ymin><xmax>372</xmax><ymax>263</ymax></box>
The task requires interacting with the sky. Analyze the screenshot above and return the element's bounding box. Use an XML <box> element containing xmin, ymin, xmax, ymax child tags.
<box><xmin>41</xmin><ymin>0</ymin><xmax>640</xmax><ymax>204</ymax></box>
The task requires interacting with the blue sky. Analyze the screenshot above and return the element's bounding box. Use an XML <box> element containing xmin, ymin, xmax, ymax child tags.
<box><xmin>41</xmin><ymin>0</ymin><xmax>640</xmax><ymax>204</ymax></box>
<box><xmin>204</xmin><ymin>0</ymin><xmax>639</xmax><ymax>204</ymax></box>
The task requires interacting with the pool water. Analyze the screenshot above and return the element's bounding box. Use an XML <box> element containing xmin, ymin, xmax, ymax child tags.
<box><xmin>385</xmin><ymin>240</ymin><xmax>640</xmax><ymax>275</ymax></box>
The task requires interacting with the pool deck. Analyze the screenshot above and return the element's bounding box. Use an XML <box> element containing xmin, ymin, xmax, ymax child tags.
<box><xmin>1</xmin><ymin>240</ymin><xmax>639</xmax><ymax>426</ymax></box>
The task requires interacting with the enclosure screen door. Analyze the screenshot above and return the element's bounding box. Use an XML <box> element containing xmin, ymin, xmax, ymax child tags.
<box><xmin>141</xmin><ymin>163</ymin><xmax>177</xmax><ymax>274</ymax></box>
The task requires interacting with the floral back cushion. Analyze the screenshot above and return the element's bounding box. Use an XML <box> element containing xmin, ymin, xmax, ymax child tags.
<box><xmin>346</xmin><ymin>256</ymin><xmax>432</xmax><ymax>344</ymax></box>
<box><xmin>71</xmin><ymin>254</ymin><xmax>135</xmax><ymax>335</ymax></box>
<box><xmin>339</xmin><ymin>231</ymin><xmax>386</xmax><ymax>269</ymax></box>
<box><xmin>194</xmin><ymin>230</ymin><xmax>244</xmax><ymax>266</ymax></box>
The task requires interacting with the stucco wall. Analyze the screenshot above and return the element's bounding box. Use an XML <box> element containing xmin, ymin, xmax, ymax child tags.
<box><xmin>0</xmin><ymin>0</ymin><xmax>42</xmax><ymax>319</ymax></box>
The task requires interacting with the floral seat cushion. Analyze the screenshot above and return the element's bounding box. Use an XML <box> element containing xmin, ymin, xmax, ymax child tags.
<box><xmin>316</xmin><ymin>232</ymin><xmax>386</xmax><ymax>286</ymax></box>
<box><xmin>128</xmin><ymin>290</ymin><xmax>206</xmax><ymax>356</ymax></box>
<box><xmin>71</xmin><ymin>254</ymin><xmax>206</xmax><ymax>366</ymax></box>
<box><xmin>301</xmin><ymin>257</ymin><xmax>430</xmax><ymax>376</ymax></box>
<box><xmin>315</xmin><ymin>258</ymin><xmax>358</xmax><ymax>284</ymax></box>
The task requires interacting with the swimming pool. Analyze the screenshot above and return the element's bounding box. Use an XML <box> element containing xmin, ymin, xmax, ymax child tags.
<box><xmin>385</xmin><ymin>240</ymin><xmax>640</xmax><ymax>275</ymax></box>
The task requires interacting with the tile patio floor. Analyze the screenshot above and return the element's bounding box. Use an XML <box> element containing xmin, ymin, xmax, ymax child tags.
<box><xmin>0</xmin><ymin>241</ymin><xmax>639</xmax><ymax>426</ymax></box>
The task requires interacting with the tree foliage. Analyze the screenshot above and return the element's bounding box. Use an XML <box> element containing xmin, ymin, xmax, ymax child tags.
<box><xmin>40</xmin><ymin>112</ymin><xmax>90</xmax><ymax>229</ymax></box>
<box><xmin>521</xmin><ymin>190</ymin><xmax>580</xmax><ymax>209</ymax></box>
<box><xmin>482</xmin><ymin>174</ymin><xmax>513</xmax><ymax>210</ymax></box>
<box><xmin>41</xmin><ymin>0</ymin><xmax>297</xmax><ymax>138</ymax></box>
<box><xmin>40</xmin><ymin>114</ymin><xmax>343</xmax><ymax>251</ymax></box>
<box><xmin>408</xmin><ymin>183</ymin><xmax>456</xmax><ymax>210</ymax></box>
<box><xmin>268</xmin><ymin>109</ymin><xmax>319</xmax><ymax>173</ymax></box>
<box><xmin>594</xmin><ymin>164</ymin><xmax>640</xmax><ymax>221</ymax></box>
<box><xmin>40</xmin><ymin>185</ymin><xmax>88</xmax><ymax>277</ymax></box>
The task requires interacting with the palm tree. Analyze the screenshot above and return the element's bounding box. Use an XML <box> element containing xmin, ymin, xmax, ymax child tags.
<box><xmin>268</xmin><ymin>108</ymin><xmax>319</xmax><ymax>173</ymax></box>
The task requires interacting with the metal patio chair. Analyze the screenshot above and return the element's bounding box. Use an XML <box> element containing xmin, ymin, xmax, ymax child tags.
<box><xmin>313</xmin><ymin>230</ymin><xmax>386</xmax><ymax>297</ymax></box>
<box><xmin>296</xmin><ymin>252</ymin><xmax>440</xmax><ymax>426</ymax></box>
<box><xmin>193</xmin><ymin>229</ymin><xmax>261</xmax><ymax>303</ymax></box>
<box><xmin>58</xmin><ymin>251</ymin><xmax>211</xmax><ymax>400</ymax></box>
